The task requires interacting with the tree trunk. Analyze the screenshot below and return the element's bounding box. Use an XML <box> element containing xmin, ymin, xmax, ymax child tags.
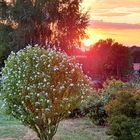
<box><xmin>38</xmin><ymin>131</ymin><xmax>54</xmax><ymax>140</ymax></box>
<box><xmin>35</xmin><ymin>123</ymin><xmax>59</xmax><ymax>140</ymax></box>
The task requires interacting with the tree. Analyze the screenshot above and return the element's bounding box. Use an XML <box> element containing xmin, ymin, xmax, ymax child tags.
<box><xmin>0</xmin><ymin>24</ymin><xmax>14</xmax><ymax>69</ymax></box>
<box><xmin>105</xmin><ymin>89</ymin><xmax>140</xmax><ymax>140</ymax></box>
<box><xmin>83</xmin><ymin>39</ymin><xmax>133</xmax><ymax>80</ymax></box>
<box><xmin>1</xmin><ymin>46</ymin><xmax>91</xmax><ymax>140</ymax></box>
<box><xmin>0</xmin><ymin>0</ymin><xmax>88</xmax><ymax>53</ymax></box>
<box><xmin>108</xmin><ymin>41</ymin><xmax>133</xmax><ymax>78</ymax></box>
<box><xmin>130</xmin><ymin>46</ymin><xmax>140</xmax><ymax>63</ymax></box>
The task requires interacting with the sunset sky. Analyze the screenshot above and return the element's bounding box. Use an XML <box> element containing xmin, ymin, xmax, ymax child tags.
<box><xmin>81</xmin><ymin>0</ymin><xmax>140</xmax><ymax>46</ymax></box>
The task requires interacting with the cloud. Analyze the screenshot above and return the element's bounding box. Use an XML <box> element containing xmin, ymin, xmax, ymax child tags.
<box><xmin>82</xmin><ymin>0</ymin><xmax>140</xmax><ymax>10</ymax></box>
<box><xmin>90</xmin><ymin>20</ymin><xmax>140</xmax><ymax>29</ymax></box>
<box><xmin>95</xmin><ymin>12</ymin><xmax>130</xmax><ymax>17</ymax></box>
<box><xmin>82</xmin><ymin>0</ymin><xmax>140</xmax><ymax>23</ymax></box>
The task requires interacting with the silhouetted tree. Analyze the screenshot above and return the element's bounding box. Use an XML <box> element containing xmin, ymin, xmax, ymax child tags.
<box><xmin>0</xmin><ymin>0</ymin><xmax>88</xmax><ymax>69</ymax></box>
<box><xmin>81</xmin><ymin>39</ymin><xmax>133</xmax><ymax>80</ymax></box>
<box><xmin>0</xmin><ymin>0</ymin><xmax>88</xmax><ymax>52</ymax></box>
<box><xmin>129</xmin><ymin>46</ymin><xmax>140</xmax><ymax>63</ymax></box>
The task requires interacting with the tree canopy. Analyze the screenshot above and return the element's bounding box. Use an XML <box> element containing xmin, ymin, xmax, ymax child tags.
<box><xmin>80</xmin><ymin>39</ymin><xmax>133</xmax><ymax>80</ymax></box>
<box><xmin>0</xmin><ymin>0</ymin><xmax>88</xmax><ymax>69</ymax></box>
<box><xmin>0</xmin><ymin>0</ymin><xmax>88</xmax><ymax>51</ymax></box>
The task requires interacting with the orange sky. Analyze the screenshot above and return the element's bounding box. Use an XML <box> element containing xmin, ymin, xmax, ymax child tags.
<box><xmin>81</xmin><ymin>0</ymin><xmax>140</xmax><ymax>46</ymax></box>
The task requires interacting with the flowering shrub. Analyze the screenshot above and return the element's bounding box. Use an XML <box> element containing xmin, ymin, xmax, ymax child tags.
<box><xmin>1</xmin><ymin>45</ymin><xmax>91</xmax><ymax>140</ymax></box>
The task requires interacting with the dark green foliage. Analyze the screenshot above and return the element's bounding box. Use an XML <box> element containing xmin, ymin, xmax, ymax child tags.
<box><xmin>105</xmin><ymin>89</ymin><xmax>140</xmax><ymax>140</ymax></box>
<box><xmin>107</xmin><ymin>115</ymin><xmax>134</xmax><ymax>140</ymax></box>
<box><xmin>85</xmin><ymin>96</ymin><xmax>107</xmax><ymax>126</ymax></box>
<box><xmin>0</xmin><ymin>0</ymin><xmax>88</xmax><ymax>53</ymax></box>
<box><xmin>79</xmin><ymin>79</ymin><xmax>126</xmax><ymax>126</ymax></box>
<box><xmin>0</xmin><ymin>24</ymin><xmax>14</xmax><ymax>69</ymax></box>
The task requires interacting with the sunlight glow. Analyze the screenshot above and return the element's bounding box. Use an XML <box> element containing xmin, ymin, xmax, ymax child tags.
<box><xmin>83</xmin><ymin>39</ymin><xmax>92</xmax><ymax>47</ymax></box>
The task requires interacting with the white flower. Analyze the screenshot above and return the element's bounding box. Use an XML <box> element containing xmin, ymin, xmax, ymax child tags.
<box><xmin>34</xmin><ymin>44</ymin><xmax>38</xmax><ymax>47</ymax></box>
<box><xmin>35</xmin><ymin>64</ymin><xmax>39</xmax><ymax>68</ymax></box>
<box><xmin>44</xmin><ymin>78</ymin><xmax>47</xmax><ymax>82</ymax></box>
<box><xmin>40</xmin><ymin>54</ymin><xmax>46</xmax><ymax>58</ymax></box>
<box><xmin>48</xmin><ymin>118</ymin><xmax>51</xmax><ymax>124</ymax></box>
<box><xmin>81</xmin><ymin>96</ymin><xmax>84</xmax><ymax>99</ymax></box>
<box><xmin>82</xmin><ymin>92</ymin><xmax>86</xmax><ymax>95</ymax></box>
<box><xmin>68</xmin><ymin>111</ymin><xmax>71</xmax><ymax>114</ymax></box>
<box><xmin>26</xmin><ymin>44</ymin><xmax>32</xmax><ymax>48</ymax></box>
<box><xmin>71</xmin><ymin>69</ymin><xmax>75</xmax><ymax>73</ymax></box>
<box><xmin>45</xmin><ymin>108</ymin><xmax>50</xmax><ymax>112</ymax></box>
<box><xmin>63</xmin><ymin>98</ymin><xmax>68</xmax><ymax>101</ymax></box>
<box><xmin>35</xmin><ymin>102</ymin><xmax>40</xmax><ymax>105</ymax></box>
<box><xmin>60</xmin><ymin>85</ymin><xmax>64</xmax><ymax>90</ymax></box>
<box><xmin>25</xmin><ymin>95</ymin><xmax>30</xmax><ymax>99</ymax></box>
<box><xmin>53</xmin><ymin>88</ymin><xmax>56</xmax><ymax>91</ymax></box>
<box><xmin>46</xmin><ymin>100</ymin><xmax>50</xmax><ymax>103</ymax></box>
<box><xmin>70</xmin><ymin>83</ymin><xmax>74</xmax><ymax>87</ymax></box>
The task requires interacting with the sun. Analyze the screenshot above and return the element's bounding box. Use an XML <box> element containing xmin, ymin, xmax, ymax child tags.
<box><xmin>81</xmin><ymin>38</ymin><xmax>93</xmax><ymax>51</ymax></box>
<box><xmin>83</xmin><ymin>39</ymin><xmax>92</xmax><ymax>47</ymax></box>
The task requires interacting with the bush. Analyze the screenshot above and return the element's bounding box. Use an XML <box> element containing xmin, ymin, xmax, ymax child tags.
<box><xmin>105</xmin><ymin>89</ymin><xmax>140</xmax><ymax>140</ymax></box>
<box><xmin>0</xmin><ymin>45</ymin><xmax>91</xmax><ymax>140</ymax></box>
<box><xmin>128</xmin><ymin>74</ymin><xmax>140</xmax><ymax>89</ymax></box>
<box><xmin>84</xmin><ymin>79</ymin><xmax>125</xmax><ymax>126</ymax></box>
<box><xmin>81</xmin><ymin>94</ymin><xmax>107</xmax><ymax>125</ymax></box>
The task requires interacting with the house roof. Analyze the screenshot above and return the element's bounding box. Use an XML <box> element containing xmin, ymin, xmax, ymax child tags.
<box><xmin>133</xmin><ymin>63</ymin><xmax>140</xmax><ymax>70</ymax></box>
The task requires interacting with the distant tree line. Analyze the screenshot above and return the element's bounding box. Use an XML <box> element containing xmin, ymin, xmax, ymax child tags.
<box><xmin>129</xmin><ymin>46</ymin><xmax>140</xmax><ymax>63</ymax></box>
<box><xmin>75</xmin><ymin>39</ymin><xmax>133</xmax><ymax>81</ymax></box>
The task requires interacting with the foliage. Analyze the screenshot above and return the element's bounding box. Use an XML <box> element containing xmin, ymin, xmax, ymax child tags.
<box><xmin>105</xmin><ymin>89</ymin><xmax>140</xmax><ymax>140</ymax></box>
<box><xmin>0</xmin><ymin>0</ymin><xmax>88</xmax><ymax>53</ymax></box>
<box><xmin>0</xmin><ymin>46</ymin><xmax>91</xmax><ymax>140</ymax></box>
<box><xmin>84</xmin><ymin>79</ymin><xmax>126</xmax><ymax>126</ymax></box>
<box><xmin>127</xmin><ymin>74</ymin><xmax>140</xmax><ymax>89</ymax></box>
<box><xmin>101</xmin><ymin>79</ymin><xmax>126</xmax><ymax>103</ymax></box>
<box><xmin>82</xmin><ymin>94</ymin><xmax>107</xmax><ymax>125</ymax></box>
<box><xmin>130</xmin><ymin>46</ymin><xmax>140</xmax><ymax>63</ymax></box>
<box><xmin>0</xmin><ymin>24</ymin><xmax>14</xmax><ymax>69</ymax></box>
<box><xmin>82</xmin><ymin>39</ymin><xmax>133</xmax><ymax>80</ymax></box>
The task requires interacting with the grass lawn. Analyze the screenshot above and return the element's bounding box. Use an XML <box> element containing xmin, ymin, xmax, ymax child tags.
<box><xmin>0</xmin><ymin>101</ymin><xmax>110</xmax><ymax>140</ymax></box>
<box><xmin>0</xmin><ymin>115</ymin><xmax>110</xmax><ymax>140</ymax></box>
